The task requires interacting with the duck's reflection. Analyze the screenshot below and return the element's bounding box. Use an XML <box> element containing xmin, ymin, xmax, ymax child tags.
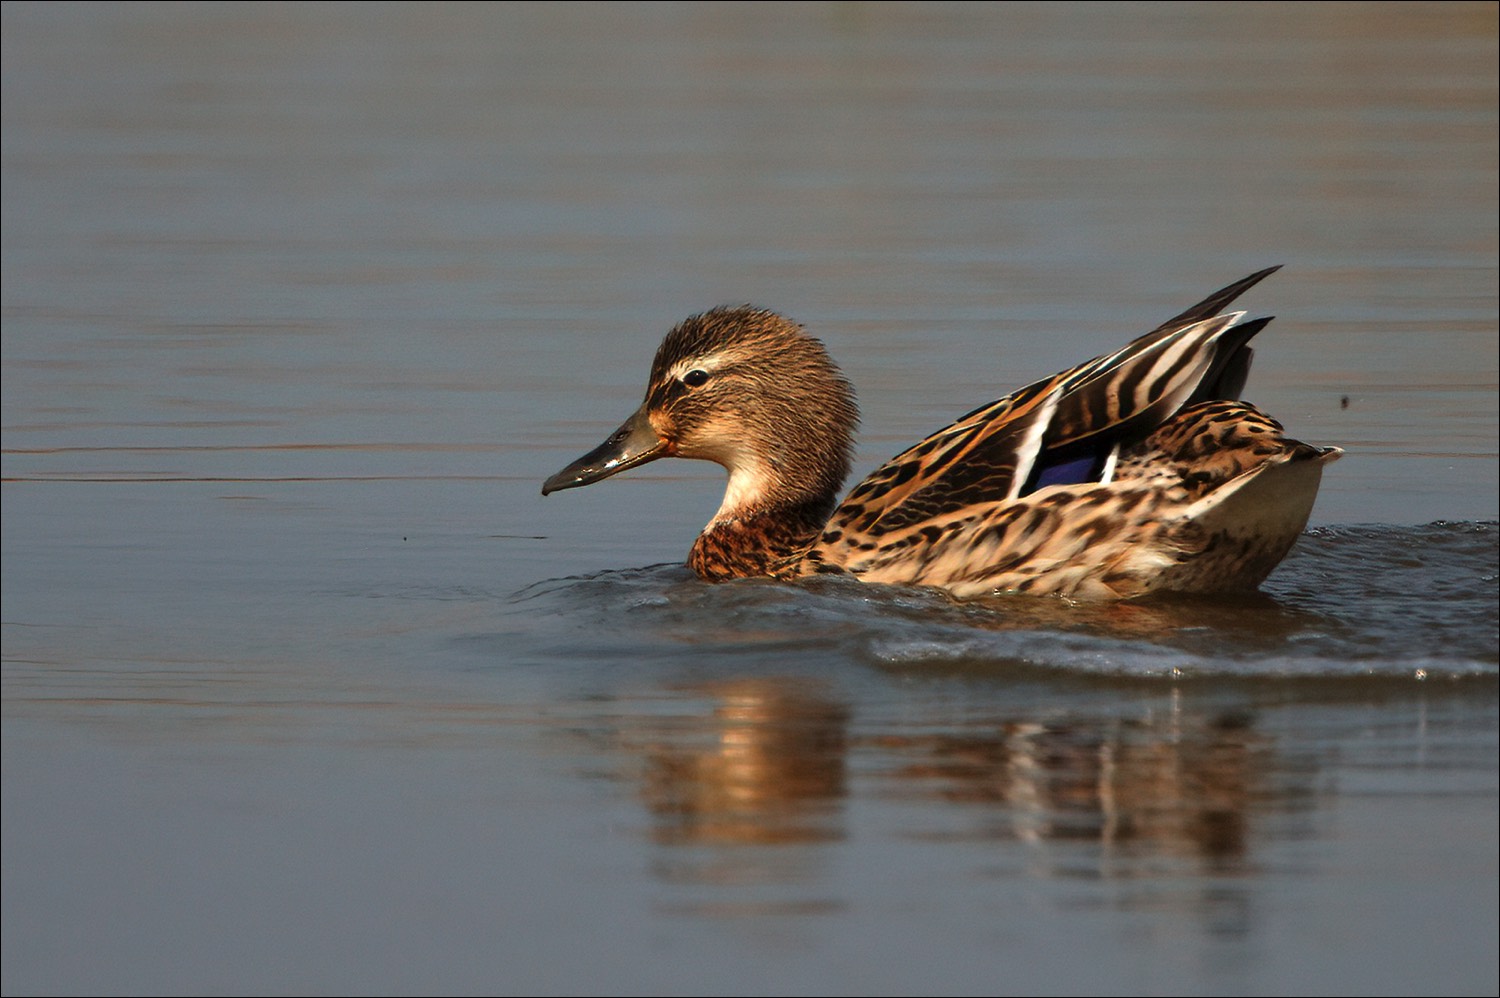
<box><xmin>625</xmin><ymin>678</ymin><xmax>1279</xmax><ymax>878</ymax></box>
<box><xmin>878</xmin><ymin>709</ymin><xmax>1263</xmax><ymax>871</ymax></box>
<box><xmin>636</xmin><ymin>679</ymin><xmax>849</xmax><ymax>847</ymax></box>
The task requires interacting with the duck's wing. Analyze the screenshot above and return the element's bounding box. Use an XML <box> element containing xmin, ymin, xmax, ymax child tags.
<box><xmin>798</xmin><ymin>400</ymin><xmax>1340</xmax><ymax>600</ymax></box>
<box><xmin>820</xmin><ymin>267</ymin><xmax>1281</xmax><ymax>538</ymax></box>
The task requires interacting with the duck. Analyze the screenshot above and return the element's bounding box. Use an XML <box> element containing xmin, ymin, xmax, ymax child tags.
<box><xmin>542</xmin><ymin>267</ymin><xmax>1342</xmax><ymax>600</ymax></box>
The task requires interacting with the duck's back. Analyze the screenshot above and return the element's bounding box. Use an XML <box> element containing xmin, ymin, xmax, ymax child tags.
<box><xmin>797</xmin><ymin>399</ymin><xmax>1339</xmax><ymax>599</ymax></box>
<box><xmin>791</xmin><ymin>269</ymin><xmax>1342</xmax><ymax>599</ymax></box>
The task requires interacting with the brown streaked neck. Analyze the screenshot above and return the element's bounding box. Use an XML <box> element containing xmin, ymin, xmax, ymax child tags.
<box><xmin>688</xmin><ymin>495</ymin><xmax>837</xmax><ymax>580</ymax></box>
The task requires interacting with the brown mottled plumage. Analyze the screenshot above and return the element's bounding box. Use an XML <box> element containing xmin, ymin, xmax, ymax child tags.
<box><xmin>542</xmin><ymin>268</ymin><xmax>1342</xmax><ymax>599</ymax></box>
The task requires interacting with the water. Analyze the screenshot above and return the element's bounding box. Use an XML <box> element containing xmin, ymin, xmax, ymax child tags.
<box><xmin>3</xmin><ymin>4</ymin><xmax>1497</xmax><ymax>995</ymax></box>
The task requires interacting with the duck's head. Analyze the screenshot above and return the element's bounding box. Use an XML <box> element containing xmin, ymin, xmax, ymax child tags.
<box><xmin>542</xmin><ymin>306</ymin><xmax>859</xmax><ymax>521</ymax></box>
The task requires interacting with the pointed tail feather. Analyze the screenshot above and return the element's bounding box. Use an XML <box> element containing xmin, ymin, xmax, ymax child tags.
<box><xmin>1147</xmin><ymin>265</ymin><xmax>1282</xmax><ymax>334</ymax></box>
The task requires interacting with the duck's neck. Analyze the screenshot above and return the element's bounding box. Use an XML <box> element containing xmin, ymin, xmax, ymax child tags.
<box><xmin>688</xmin><ymin>495</ymin><xmax>835</xmax><ymax>580</ymax></box>
<box><xmin>687</xmin><ymin>415</ymin><xmax>854</xmax><ymax>580</ymax></box>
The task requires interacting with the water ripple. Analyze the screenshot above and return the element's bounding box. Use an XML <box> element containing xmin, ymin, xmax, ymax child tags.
<box><xmin>508</xmin><ymin>522</ymin><xmax>1498</xmax><ymax>681</ymax></box>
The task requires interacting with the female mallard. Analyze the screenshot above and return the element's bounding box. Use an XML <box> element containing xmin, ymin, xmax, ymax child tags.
<box><xmin>542</xmin><ymin>267</ymin><xmax>1341</xmax><ymax>599</ymax></box>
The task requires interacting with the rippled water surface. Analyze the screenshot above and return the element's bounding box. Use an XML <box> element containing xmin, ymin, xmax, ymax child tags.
<box><xmin>511</xmin><ymin>522</ymin><xmax>1498</xmax><ymax>679</ymax></box>
<box><xmin>4</xmin><ymin>4</ymin><xmax>1497</xmax><ymax>995</ymax></box>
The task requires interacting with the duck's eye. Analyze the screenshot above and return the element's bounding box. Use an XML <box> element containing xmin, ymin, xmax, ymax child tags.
<box><xmin>682</xmin><ymin>369</ymin><xmax>710</xmax><ymax>388</ymax></box>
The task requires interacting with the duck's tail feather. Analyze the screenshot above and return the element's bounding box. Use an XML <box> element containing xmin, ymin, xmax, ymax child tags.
<box><xmin>1148</xmin><ymin>265</ymin><xmax>1282</xmax><ymax>334</ymax></box>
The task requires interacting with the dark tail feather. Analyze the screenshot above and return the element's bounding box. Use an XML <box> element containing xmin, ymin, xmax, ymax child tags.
<box><xmin>1153</xmin><ymin>265</ymin><xmax>1282</xmax><ymax>332</ymax></box>
<box><xmin>1190</xmin><ymin>315</ymin><xmax>1273</xmax><ymax>405</ymax></box>
<box><xmin>1202</xmin><ymin>346</ymin><xmax>1254</xmax><ymax>403</ymax></box>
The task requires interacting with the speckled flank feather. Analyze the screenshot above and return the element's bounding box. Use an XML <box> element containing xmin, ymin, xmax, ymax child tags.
<box><xmin>543</xmin><ymin>268</ymin><xmax>1342</xmax><ymax>600</ymax></box>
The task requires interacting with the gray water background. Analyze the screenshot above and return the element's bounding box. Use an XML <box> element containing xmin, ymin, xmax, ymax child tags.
<box><xmin>3</xmin><ymin>4</ymin><xmax>1497</xmax><ymax>995</ymax></box>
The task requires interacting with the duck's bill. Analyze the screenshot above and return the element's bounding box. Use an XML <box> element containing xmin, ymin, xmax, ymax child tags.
<box><xmin>541</xmin><ymin>404</ymin><xmax>669</xmax><ymax>495</ymax></box>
